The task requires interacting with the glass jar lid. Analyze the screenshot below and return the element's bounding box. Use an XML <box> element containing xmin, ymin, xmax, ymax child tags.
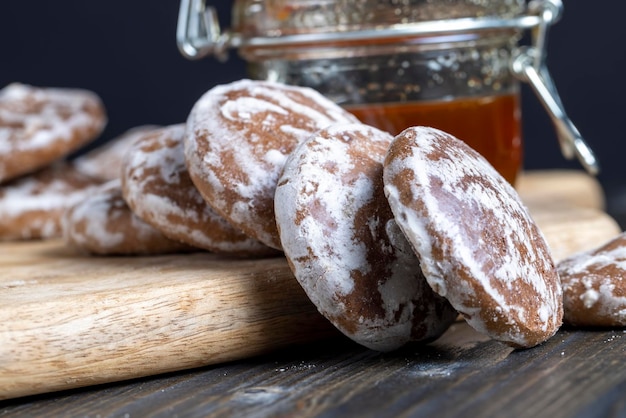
<box><xmin>177</xmin><ymin>0</ymin><xmax>541</xmax><ymax>61</ymax></box>
<box><xmin>233</xmin><ymin>0</ymin><xmax>527</xmax><ymax>38</ymax></box>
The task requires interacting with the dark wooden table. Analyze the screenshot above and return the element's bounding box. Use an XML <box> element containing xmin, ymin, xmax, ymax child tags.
<box><xmin>2</xmin><ymin>320</ymin><xmax>626</xmax><ymax>418</ymax></box>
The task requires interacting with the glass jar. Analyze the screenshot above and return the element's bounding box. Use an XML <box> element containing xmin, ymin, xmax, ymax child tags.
<box><xmin>177</xmin><ymin>0</ymin><xmax>599</xmax><ymax>183</ymax></box>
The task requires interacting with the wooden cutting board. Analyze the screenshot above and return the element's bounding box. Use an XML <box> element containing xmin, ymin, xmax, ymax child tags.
<box><xmin>0</xmin><ymin>170</ymin><xmax>622</xmax><ymax>400</ymax></box>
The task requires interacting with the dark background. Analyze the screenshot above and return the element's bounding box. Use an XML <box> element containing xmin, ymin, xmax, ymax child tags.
<box><xmin>1</xmin><ymin>2</ymin><xmax>624</xmax><ymax>203</ymax></box>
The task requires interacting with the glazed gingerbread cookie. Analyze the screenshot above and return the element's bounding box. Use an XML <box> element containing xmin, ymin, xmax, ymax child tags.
<box><xmin>184</xmin><ymin>79</ymin><xmax>359</xmax><ymax>249</ymax></box>
<box><xmin>383</xmin><ymin>126</ymin><xmax>562</xmax><ymax>348</ymax></box>
<box><xmin>0</xmin><ymin>162</ymin><xmax>102</xmax><ymax>240</ymax></box>
<box><xmin>121</xmin><ymin>124</ymin><xmax>277</xmax><ymax>257</ymax></box>
<box><xmin>275</xmin><ymin>123</ymin><xmax>457</xmax><ymax>351</ymax></box>
<box><xmin>75</xmin><ymin>125</ymin><xmax>159</xmax><ymax>181</ymax></box>
<box><xmin>63</xmin><ymin>180</ymin><xmax>192</xmax><ymax>255</ymax></box>
<box><xmin>558</xmin><ymin>231</ymin><xmax>626</xmax><ymax>327</ymax></box>
<box><xmin>0</xmin><ymin>83</ymin><xmax>107</xmax><ymax>183</ymax></box>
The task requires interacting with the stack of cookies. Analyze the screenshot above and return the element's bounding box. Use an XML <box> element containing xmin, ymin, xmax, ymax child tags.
<box><xmin>0</xmin><ymin>83</ymin><xmax>107</xmax><ymax>240</ymax></box>
<box><xmin>2</xmin><ymin>79</ymin><xmax>625</xmax><ymax>351</ymax></box>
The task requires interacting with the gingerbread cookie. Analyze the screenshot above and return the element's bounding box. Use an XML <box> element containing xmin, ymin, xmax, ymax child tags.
<box><xmin>121</xmin><ymin>124</ymin><xmax>277</xmax><ymax>257</ymax></box>
<box><xmin>0</xmin><ymin>162</ymin><xmax>101</xmax><ymax>240</ymax></box>
<box><xmin>383</xmin><ymin>126</ymin><xmax>562</xmax><ymax>348</ymax></box>
<box><xmin>558</xmin><ymin>232</ymin><xmax>626</xmax><ymax>327</ymax></box>
<box><xmin>63</xmin><ymin>180</ymin><xmax>192</xmax><ymax>255</ymax></box>
<box><xmin>0</xmin><ymin>83</ymin><xmax>107</xmax><ymax>183</ymax></box>
<box><xmin>184</xmin><ymin>79</ymin><xmax>359</xmax><ymax>249</ymax></box>
<box><xmin>275</xmin><ymin>123</ymin><xmax>457</xmax><ymax>351</ymax></box>
<box><xmin>75</xmin><ymin>125</ymin><xmax>159</xmax><ymax>181</ymax></box>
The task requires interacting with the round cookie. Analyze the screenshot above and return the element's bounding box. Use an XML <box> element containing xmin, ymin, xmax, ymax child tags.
<box><xmin>121</xmin><ymin>124</ymin><xmax>278</xmax><ymax>257</ymax></box>
<box><xmin>0</xmin><ymin>162</ymin><xmax>102</xmax><ymax>240</ymax></box>
<box><xmin>558</xmin><ymin>231</ymin><xmax>626</xmax><ymax>327</ymax></box>
<box><xmin>74</xmin><ymin>125</ymin><xmax>159</xmax><ymax>181</ymax></box>
<box><xmin>383</xmin><ymin>126</ymin><xmax>562</xmax><ymax>348</ymax></box>
<box><xmin>184</xmin><ymin>79</ymin><xmax>360</xmax><ymax>250</ymax></box>
<box><xmin>63</xmin><ymin>180</ymin><xmax>193</xmax><ymax>255</ymax></box>
<box><xmin>275</xmin><ymin>123</ymin><xmax>457</xmax><ymax>351</ymax></box>
<box><xmin>0</xmin><ymin>83</ymin><xmax>107</xmax><ymax>183</ymax></box>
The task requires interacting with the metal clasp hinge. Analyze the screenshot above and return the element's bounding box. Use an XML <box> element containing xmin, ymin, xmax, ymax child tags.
<box><xmin>176</xmin><ymin>0</ymin><xmax>233</xmax><ymax>61</ymax></box>
<box><xmin>511</xmin><ymin>0</ymin><xmax>599</xmax><ymax>175</ymax></box>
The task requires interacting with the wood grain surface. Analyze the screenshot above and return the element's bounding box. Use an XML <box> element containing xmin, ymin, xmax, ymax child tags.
<box><xmin>0</xmin><ymin>170</ymin><xmax>623</xmax><ymax>401</ymax></box>
<box><xmin>2</xmin><ymin>322</ymin><xmax>626</xmax><ymax>417</ymax></box>
<box><xmin>0</xmin><ymin>245</ymin><xmax>338</xmax><ymax>400</ymax></box>
<box><xmin>515</xmin><ymin>169</ymin><xmax>607</xmax><ymax>210</ymax></box>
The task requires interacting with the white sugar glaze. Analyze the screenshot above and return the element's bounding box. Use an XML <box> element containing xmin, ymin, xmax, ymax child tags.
<box><xmin>64</xmin><ymin>180</ymin><xmax>127</xmax><ymax>248</ymax></box>
<box><xmin>184</xmin><ymin>79</ymin><xmax>359</xmax><ymax>249</ymax></box>
<box><xmin>277</xmin><ymin>125</ymin><xmax>386</xmax><ymax>300</ymax></box>
<box><xmin>0</xmin><ymin>83</ymin><xmax>106</xmax><ymax>182</ymax></box>
<box><xmin>383</xmin><ymin>126</ymin><xmax>561</xmax><ymax>348</ymax></box>
<box><xmin>0</xmin><ymin>83</ymin><xmax>103</xmax><ymax>151</ymax></box>
<box><xmin>191</xmin><ymin>80</ymin><xmax>357</xmax><ymax>201</ymax></box>
<box><xmin>0</xmin><ymin>172</ymin><xmax>91</xmax><ymax>216</ymax></box>
<box><xmin>276</xmin><ymin>123</ymin><xmax>456</xmax><ymax>351</ymax></box>
<box><xmin>0</xmin><ymin>163</ymin><xmax>101</xmax><ymax>240</ymax></box>
<box><xmin>558</xmin><ymin>233</ymin><xmax>626</xmax><ymax>324</ymax></box>
<box><xmin>63</xmin><ymin>180</ymin><xmax>186</xmax><ymax>254</ymax></box>
<box><xmin>122</xmin><ymin>124</ymin><xmax>273</xmax><ymax>255</ymax></box>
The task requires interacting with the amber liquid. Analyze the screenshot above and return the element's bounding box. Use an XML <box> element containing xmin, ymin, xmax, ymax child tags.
<box><xmin>345</xmin><ymin>94</ymin><xmax>522</xmax><ymax>184</ymax></box>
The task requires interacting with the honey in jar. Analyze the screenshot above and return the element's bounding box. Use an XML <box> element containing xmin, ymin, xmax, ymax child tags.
<box><xmin>345</xmin><ymin>94</ymin><xmax>522</xmax><ymax>184</ymax></box>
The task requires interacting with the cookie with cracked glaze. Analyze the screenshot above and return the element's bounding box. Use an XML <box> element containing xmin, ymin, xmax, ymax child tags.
<box><xmin>558</xmin><ymin>231</ymin><xmax>626</xmax><ymax>327</ymax></box>
<box><xmin>63</xmin><ymin>180</ymin><xmax>193</xmax><ymax>255</ymax></box>
<box><xmin>0</xmin><ymin>83</ymin><xmax>106</xmax><ymax>183</ymax></box>
<box><xmin>383</xmin><ymin>126</ymin><xmax>562</xmax><ymax>348</ymax></box>
<box><xmin>121</xmin><ymin>124</ymin><xmax>277</xmax><ymax>257</ymax></box>
<box><xmin>275</xmin><ymin>123</ymin><xmax>457</xmax><ymax>351</ymax></box>
<box><xmin>184</xmin><ymin>79</ymin><xmax>359</xmax><ymax>250</ymax></box>
<box><xmin>0</xmin><ymin>162</ymin><xmax>101</xmax><ymax>240</ymax></box>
